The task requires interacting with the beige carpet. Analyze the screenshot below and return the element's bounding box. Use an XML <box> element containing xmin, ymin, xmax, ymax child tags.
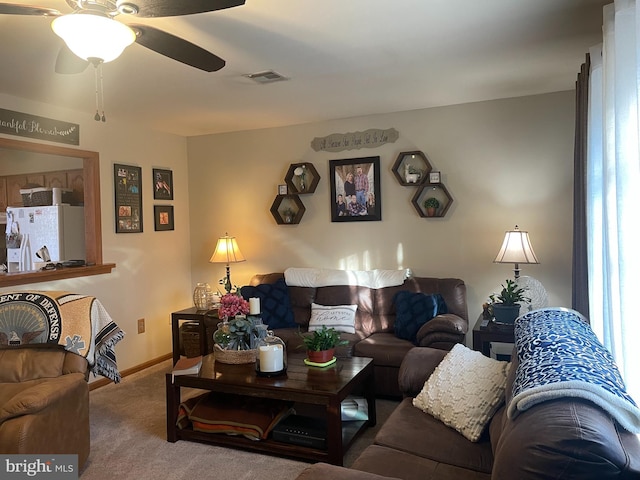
<box><xmin>80</xmin><ymin>360</ymin><xmax>398</xmax><ymax>480</ymax></box>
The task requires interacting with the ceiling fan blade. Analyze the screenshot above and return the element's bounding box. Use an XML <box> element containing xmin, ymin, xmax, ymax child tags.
<box><xmin>130</xmin><ymin>24</ymin><xmax>225</xmax><ymax>72</ymax></box>
<box><xmin>0</xmin><ymin>3</ymin><xmax>60</xmax><ymax>16</ymax></box>
<box><xmin>124</xmin><ymin>0</ymin><xmax>245</xmax><ymax>18</ymax></box>
<box><xmin>55</xmin><ymin>44</ymin><xmax>90</xmax><ymax>74</ymax></box>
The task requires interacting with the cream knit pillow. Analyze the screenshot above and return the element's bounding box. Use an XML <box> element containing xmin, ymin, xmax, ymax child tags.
<box><xmin>413</xmin><ymin>343</ymin><xmax>510</xmax><ymax>442</ymax></box>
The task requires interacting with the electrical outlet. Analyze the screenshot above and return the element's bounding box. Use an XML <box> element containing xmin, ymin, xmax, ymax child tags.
<box><xmin>137</xmin><ymin>318</ymin><xmax>145</xmax><ymax>334</ymax></box>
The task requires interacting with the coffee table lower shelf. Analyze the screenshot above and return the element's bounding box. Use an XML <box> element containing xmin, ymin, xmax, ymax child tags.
<box><xmin>170</xmin><ymin>419</ymin><xmax>368</xmax><ymax>464</ymax></box>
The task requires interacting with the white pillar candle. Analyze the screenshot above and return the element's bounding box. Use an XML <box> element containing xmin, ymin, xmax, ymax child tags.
<box><xmin>259</xmin><ymin>344</ymin><xmax>283</xmax><ymax>372</ymax></box>
<box><xmin>249</xmin><ymin>297</ymin><xmax>260</xmax><ymax>315</ymax></box>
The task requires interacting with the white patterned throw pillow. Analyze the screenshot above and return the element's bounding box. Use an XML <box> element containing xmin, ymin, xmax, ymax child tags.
<box><xmin>413</xmin><ymin>343</ymin><xmax>510</xmax><ymax>442</ymax></box>
<box><xmin>308</xmin><ymin>303</ymin><xmax>357</xmax><ymax>334</ymax></box>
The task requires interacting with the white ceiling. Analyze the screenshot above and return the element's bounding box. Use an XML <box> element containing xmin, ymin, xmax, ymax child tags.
<box><xmin>0</xmin><ymin>0</ymin><xmax>607</xmax><ymax>137</ymax></box>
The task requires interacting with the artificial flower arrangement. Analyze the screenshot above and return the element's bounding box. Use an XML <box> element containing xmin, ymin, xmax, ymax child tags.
<box><xmin>218</xmin><ymin>293</ymin><xmax>249</xmax><ymax>319</ymax></box>
<box><xmin>214</xmin><ymin>293</ymin><xmax>256</xmax><ymax>351</ymax></box>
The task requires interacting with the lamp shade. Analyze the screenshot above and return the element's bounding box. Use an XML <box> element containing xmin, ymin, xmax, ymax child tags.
<box><xmin>494</xmin><ymin>225</ymin><xmax>539</xmax><ymax>265</ymax></box>
<box><xmin>209</xmin><ymin>234</ymin><xmax>246</xmax><ymax>265</ymax></box>
<box><xmin>51</xmin><ymin>13</ymin><xmax>136</xmax><ymax>63</ymax></box>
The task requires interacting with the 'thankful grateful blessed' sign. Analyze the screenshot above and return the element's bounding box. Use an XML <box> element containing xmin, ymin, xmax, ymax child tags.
<box><xmin>0</xmin><ymin>108</ymin><xmax>80</xmax><ymax>145</ymax></box>
<box><xmin>311</xmin><ymin>128</ymin><xmax>398</xmax><ymax>152</ymax></box>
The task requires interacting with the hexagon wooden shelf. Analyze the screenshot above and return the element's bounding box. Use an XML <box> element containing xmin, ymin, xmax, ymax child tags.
<box><xmin>411</xmin><ymin>183</ymin><xmax>453</xmax><ymax>218</ymax></box>
<box><xmin>270</xmin><ymin>194</ymin><xmax>306</xmax><ymax>225</ymax></box>
<box><xmin>392</xmin><ymin>151</ymin><xmax>432</xmax><ymax>186</ymax></box>
<box><xmin>285</xmin><ymin>162</ymin><xmax>320</xmax><ymax>194</ymax></box>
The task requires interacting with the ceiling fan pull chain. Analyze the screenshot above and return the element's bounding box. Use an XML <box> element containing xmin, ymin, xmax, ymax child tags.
<box><xmin>92</xmin><ymin>63</ymin><xmax>107</xmax><ymax>122</ymax></box>
<box><xmin>99</xmin><ymin>64</ymin><xmax>106</xmax><ymax>122</ymax></box>
<box><xmin>93</xmin><ymin>64</ymin><xmax>100</xmax><ymax>121</ymax></box>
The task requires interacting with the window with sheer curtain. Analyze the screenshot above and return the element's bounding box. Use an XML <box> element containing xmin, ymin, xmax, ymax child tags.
<box><xmin>586</xmin><ymin>0</ymin><xmax>640</xmax><ymax>403</ymax></box>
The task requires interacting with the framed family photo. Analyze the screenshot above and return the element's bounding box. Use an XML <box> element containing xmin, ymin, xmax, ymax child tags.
<box><xmin>114</xmin><ymin>163</ymin><xmax>142</xmax><ymax>233</ymax></box>
<box><xmin>330</xmin><ymin>156</ymin><xmax>381</xmax><ymax>222</ymax></box>
<box><xmin>154</xmin><ymin>205</ymin><xmax>174</xmax><ymax>231</ymax></box>
<box><xmin>153</xmin><ymin>168</ymin><xmax>173</xmax><ymax>200</ymax></box>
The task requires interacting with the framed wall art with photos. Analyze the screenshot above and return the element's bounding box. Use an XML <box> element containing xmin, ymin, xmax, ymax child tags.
<box><xmin>114</xmin><ymin>163</ymin><xmax>142</xmax><ymax>233</ymax></box>
<box><xmin>330</xmin><ymin>156</ymin><xmax>381</xmax><ymax>222</ymax></box>
<box><xmin>153</xmin><ymin>168</ymin><xmax>173</xmax><ymax>200</ymax></box>
<box><xmin>154</xmin><ymin>205</ymin><xmax>174</xmax><ymax>231</ymax></box>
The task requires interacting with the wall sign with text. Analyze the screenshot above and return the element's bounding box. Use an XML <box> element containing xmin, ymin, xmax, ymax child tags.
<box><xmin>0</xmin><ymin>108</ymin><xmax>79</xmax><ymax>145</ymax></box>
<box><xmin>310</xmin><ymin>128</ymin><xmax>398</xmax><ymax>152</ymax></box>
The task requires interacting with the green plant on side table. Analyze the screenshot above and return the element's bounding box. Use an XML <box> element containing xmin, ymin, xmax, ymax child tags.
<box><xmin>423</xmin><ymin>197</ymin><xmax>440</xmax><ymax>217</ymax></box>
<box><xmin>299</xmin><ymin>325</ymin><xmax>349</xmax><ymax>363</ymax></box>
<box><xmin>489</xmin><ymin>279</ymin><xmax>530</xmax><ymax>324</ymax></box>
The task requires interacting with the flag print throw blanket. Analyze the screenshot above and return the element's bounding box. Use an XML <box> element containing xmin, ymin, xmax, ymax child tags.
<box><xmin>507</xmin><ymin>307</ymin><xmax>640</xmax><ymax>433</ymax></box>
<box><xmin>0</xmin><ymin>291</ymin><xmax>125</xmax><ymax>383</ymax></box>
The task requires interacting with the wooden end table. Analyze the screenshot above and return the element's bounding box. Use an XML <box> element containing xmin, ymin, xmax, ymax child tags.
<box><xmin>171</xmin><ymin>307</ymin><xmax>218</xmax><ymax>365</ymax></box>
<box><xmin>472</xmin><ymin>315</ymin><xmax>515</xmax><ymax>357</ymax></box>
<box><xmin>166</xmin><ymin>354</ymin><xmax>376</xmax><ymax>466</ymax></box>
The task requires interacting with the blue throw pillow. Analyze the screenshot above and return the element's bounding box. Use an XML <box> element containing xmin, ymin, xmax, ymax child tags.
<box><xmin>240</xmin><ymin>278</ymin><xmax>296</xmax><ymax>329</ymax></box>
<box><xmin>393</xmin><ymin>291</ymin><xmax>448</xmax><ymax>344</ymax></box>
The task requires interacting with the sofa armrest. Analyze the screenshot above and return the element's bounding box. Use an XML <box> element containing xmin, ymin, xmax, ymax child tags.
<box><xmin>295</xmin><ymin>463</ymin><xmax>400</xmax><ymax>480</ymax></box>
<box><xmin>397</xmin><ymin>347</ymin><xmax>448</xmax><ymax>397</ymax></box>
<box><xmin>415</xmin><ymin>314</ymin><xmax>467</xmax><ymax>341</ymax></box>
<box><xmin>0</xmin><ymin>373</ymin><xmax>87</xmax><ymax>424</ymax></box>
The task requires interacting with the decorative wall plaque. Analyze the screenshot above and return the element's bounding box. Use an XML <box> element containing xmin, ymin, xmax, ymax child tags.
<box><xmin>0</xmin><ymin>108</ymin><xmax>79</xmax><ymax>145</ymax></box>
<box><xmin>310</xmin><ymin>128</ymin><xmax>398</xmax><ymax>152</ymax></box>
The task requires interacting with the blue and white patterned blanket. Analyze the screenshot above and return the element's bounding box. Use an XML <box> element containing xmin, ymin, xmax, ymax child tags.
<box><xmin>507</xmin><ymin>307</ymin><xmax>640</xmax><ymax>433</ymax></box>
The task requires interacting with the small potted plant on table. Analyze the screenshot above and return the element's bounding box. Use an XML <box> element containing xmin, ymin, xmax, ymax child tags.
<box><xmin>300</xmin><ymin>326</ymin><xmax>348</xmax><ymax>364</ymax></box>
<box><xmin>489</xmin><ymin>279</ymin><xmax>530</xmax><ymax>324</ymax></box>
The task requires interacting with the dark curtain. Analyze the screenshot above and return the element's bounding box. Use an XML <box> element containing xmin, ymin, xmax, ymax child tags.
<box><xmin>572</xmin><ymin>54</ymin><xmax>590</xmax><ymax>319</ymax></box>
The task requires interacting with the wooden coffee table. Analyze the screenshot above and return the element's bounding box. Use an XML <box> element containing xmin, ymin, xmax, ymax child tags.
<box><xmin>166</xmin><ymin>353</ymin><xmax>376</xmax><ymax>466</ymax></box>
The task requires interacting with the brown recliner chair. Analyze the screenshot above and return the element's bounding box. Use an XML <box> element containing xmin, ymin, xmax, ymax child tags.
<box><xmin>0</xmin><ymin>347</ymin><xmax>90</xmax><ymax>469</ymax></box>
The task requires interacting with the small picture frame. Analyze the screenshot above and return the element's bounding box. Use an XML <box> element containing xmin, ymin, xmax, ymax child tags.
<box><xmin>278</xmin><ymin>184</ymin><xmax>288</xmax><ymax>195</ymax></box>
<box><xmin>154</xmin><ymin>205</ymin><xmax>174</xmax><ymax>231</ymax></box>
<box><xmin>429</xmin><ymin>171</ymin><xmax>441</xmax><ymax>184</ymax></box>
<box><xmin>153</xmin><ymin>168</ymin><xmax>173</xmax><ymax>200</ymax></box>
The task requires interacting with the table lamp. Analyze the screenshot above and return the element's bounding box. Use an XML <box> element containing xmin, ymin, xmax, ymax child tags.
<box><xmin>209</xmin><ymin>233</ymin><xmax>246</xmax><ymax>293</ymax></box>
<box><xmin>493</xmin><ymin>225</ymin><xmax>539</xmax><ymax>279</ymax></box>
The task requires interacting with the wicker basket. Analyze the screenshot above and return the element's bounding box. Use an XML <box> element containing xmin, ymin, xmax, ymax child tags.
<box><xmin>214</xmin><ymin>344</ymin><xmax>257</xmax><ymax>364</ymax></box>
<box><xmin>180</xmin><ymin>322</ymin><xmax>202</xmax><ymax>358</ymax></box>
<box><xmin>20</xmin><ymin>187</ymin><xmax>74</xmax><ymax>207</ymax></box>
<box><xmin>21</xmin><ymin>187</ymin><xmax>52</xmax><ymax>207</ymax></box>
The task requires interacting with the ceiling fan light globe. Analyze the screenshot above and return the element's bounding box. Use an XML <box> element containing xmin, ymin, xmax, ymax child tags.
<box><xmin>51</xmin><ymin>13</ymin><xmax>135</xmax><ymax>63</ymax></box>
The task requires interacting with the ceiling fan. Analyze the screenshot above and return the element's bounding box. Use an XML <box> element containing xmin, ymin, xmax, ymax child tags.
<box><xmin>0</xmin><ymin>0</ymin><xmax>246</xmax><ymax>73</ymax></box>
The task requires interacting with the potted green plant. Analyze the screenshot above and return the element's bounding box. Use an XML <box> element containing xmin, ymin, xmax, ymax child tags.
<box><xmin>423</xmin><ymin>197</ymin><xmax>440</xmax><ymax>216</ymax></box>
<box><xmin>489</xmin><ymin>279</ymin><xmax>530</xmax><ymax>324</ymax></box>
<box><xmin>299</xmin><ymin>326</ymin><xmax>348</xmax><ymax>363</ymax></box>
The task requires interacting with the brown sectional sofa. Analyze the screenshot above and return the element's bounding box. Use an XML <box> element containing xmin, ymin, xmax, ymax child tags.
<box><xmin>246</xmin><ymin>273</ymin><xmax>469</xmax><ymax>397</ymax></box>
<box><xmin>296</xmin><ymin>345</ymin><xmax>640</xmax><ymax>480</ymax></box>
<box><xmin>0</xmin><ymin>346</ymin><xmax>90</xmax><ymax>469</ymax></box>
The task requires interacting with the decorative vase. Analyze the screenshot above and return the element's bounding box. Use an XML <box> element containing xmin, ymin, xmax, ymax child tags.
<box><xmin>213</xmin><ymin>320</ymin><xmax>232</xmax><ymax>349</ymax></box>
<box><xmin>492</xmin><ymin>304</ymin><xmax>521</xmax><ymax>324</ymax></box>
<box><xmin>193</xmin><ymin>282</ymin><xmax>213</xmax><ymax>310</ymax></box>
<box><xmin>307</xmin><ymin>348</ymin><xmax>335</xmax><ymax>364</ymax></box>
<box><xmin>256</xmin><ymin>330</ymin><xmax>287</xmax><ymax>377</ymax></box>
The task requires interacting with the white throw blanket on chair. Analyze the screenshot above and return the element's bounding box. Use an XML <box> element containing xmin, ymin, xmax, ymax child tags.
<box><xmin>284</xmin><ymin>267</ymin><xmax>411</xmax><ymax>289</ymax></box>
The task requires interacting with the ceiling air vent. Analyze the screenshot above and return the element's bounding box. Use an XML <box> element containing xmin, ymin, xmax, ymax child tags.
<box><xmin>243</xmin><ymin>70</ymin><xmax>289</xmax><ymax>84</ymax></box>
